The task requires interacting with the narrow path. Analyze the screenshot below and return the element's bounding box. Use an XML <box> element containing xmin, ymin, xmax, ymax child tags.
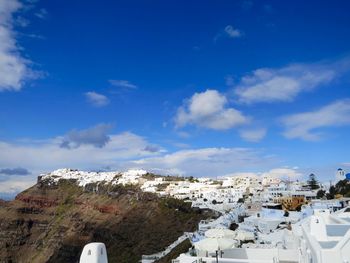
<box><xmin>141</xmin><ymin>233</ymin><xmax>192</xmax><ymax>263</ymax></box>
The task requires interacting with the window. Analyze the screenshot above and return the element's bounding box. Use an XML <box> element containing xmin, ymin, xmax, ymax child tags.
<box><xmin>88</xmin><ymin>250</ymin><xmax>91</xmax><ymax>255</ymax></box>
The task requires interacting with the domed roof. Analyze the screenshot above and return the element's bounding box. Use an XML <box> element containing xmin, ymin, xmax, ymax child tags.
<box><xmin>338</xmin><ymin>168</ymin><xmax>343</xmax><ymax>171</ymax></box>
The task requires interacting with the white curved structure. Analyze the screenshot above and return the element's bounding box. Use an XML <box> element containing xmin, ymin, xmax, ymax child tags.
<box><xmin>79</xmin><ymin>242</ymin><xmax>108</xmax><ymax>263</ymax></box>
<box><xmin>205</xmin><ymin>228</ymin><xmax>236</xmax><ymax>239</ymax></box>
<box><xmin>195</xmin><ymin>238</ymin><xmax>238</xmax><ymax>257</ymax></box>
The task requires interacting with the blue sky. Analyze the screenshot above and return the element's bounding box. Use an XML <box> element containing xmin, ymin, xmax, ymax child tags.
<box><xmin>1</xmin><ymin>0</ymin><xmax>350</xmax><ymax>196</ymax></box>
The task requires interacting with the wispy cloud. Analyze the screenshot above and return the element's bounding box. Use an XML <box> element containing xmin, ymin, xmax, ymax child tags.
<box><xmin>281</xmin><ymin>99</ymin><xmax>350</xmax><ymax>141</ymax></box>
<box><xmin>176</xmin><ymin>131</ymin><xmax>191</xmax><ymax>138</ymax></box>
<box><xmin>22</xmin><ymin>33</ymin><xmax>45</xmax><ymax>39</ymax></box>
<box><xmin>60</xmin><ymin>123</ymin><xmax>113</xmax><ymax>149</ymax></box>
<box><xmin>15</xmin><ymin>16</ymin><xmax>29</xmax><ymax>27</ymax></box>
<box><xmin>0</xmin><ymin>0</ymin><xmax>41</xmax><ymax>92</ymax></box>
<box><xmin>224</xmin><ymin>25</ymin><xmax>242</xmax><ymax>38</ymax></box>
<box><xmin>262</xmin><ymin>168</ymin><xmax>302</xmax><ymax>179</ymax></box>
<box><xmin>175</xmin><ymin>89</ymin><xmax>249</xmax><ymax>130</ymax></box>
<box><xmin>233</xmin><ymin>57</ymin><xmax>350</xmax><ymax>104</ymax></box>
<box><xmin>239</xmin><ymin>128</ymin><xmax>267</xmax><ymax>142</ymax></box>
<box><xmin>85</xmin><ymin>91</ymin><xmax>109</xmax><ymax>107</ymax></box>
<box><xmin>34</xmin><ymin>8</ymin><xmax>47</xmax><ymax>19</ymax></box>
<box><xmin>109</xmin><ymin>79</ymin><xmax>138</xmax><ymax>89</ymax></box>
<box><xmin>0</xmin><ymin>167</ymin><xmax>31</xmax><ymax>194</ymax></box>
<box><xmin>214</xmin><ymin>25</ymin><xmax>243</xmax><ymax>42</ymax></box>
<box><xmin>0</xmin><ymin>177</ymin><xmax>35</xmax><ymax>195</ymax></box>
<box><xmin>226</xmin><ymin>167</ymin><xmax>302</xmax><ymax>180</ymax></box>
<box><xmin>133</xmin><ymin>147</ymin><xmax>275</xmax><ymax>177</ymax></box>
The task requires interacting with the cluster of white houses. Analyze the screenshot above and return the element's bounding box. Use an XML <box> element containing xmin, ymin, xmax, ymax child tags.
<box><xmin>140</xmin><ymin>173</ymin><xmax>321</xmax><ymax>212</ymax></box>
<box><xmin>167</xmin><ymin>203</ymin><xmax>350</xmax><ymax>263</ymax></box>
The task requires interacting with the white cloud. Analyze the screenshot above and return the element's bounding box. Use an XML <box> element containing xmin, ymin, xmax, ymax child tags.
<box><xmin>233</xmin><ymin>59</ymin><xmax>347</xmax><ymax>103</ymax></box>
<box><xmin>224</xmin><ymin>25</ymin><xmax>242</xmax><ymax>38</ymax></box>
<box><xmin>281</xmin><ymin>99</ymin><xmax>350</xmax><ymax>141</ymax></box>
<box><xmin>85</xmin><ymin>91</ymin><xmax>109</xmax><ymax>107</ymax></box>
<box><xmin>109</xmin><ymin>79</ymin><xmax>137</xmax><ymax>89</ymax></box>
<box><xmin>224</xmin><ymin>172</ymin><xmax>259</xmax><ymax>178</ymax></box>
<box><xmin>132</xmin><ymin>147</ymin><xmax>275</xmax><ymax>177</ymax></box>
<box><xmin>239</xmin><ymin>128</ymin><xmax>267</xmax><ymax>142</ymax></box>
<box><xmin>214</xmin><ymin>25</ymin><xmax>243</xmax><ymax>42</ymax></box>
<box><xmin>0</xmin><ymin>0</ymin><xmax>39</xmax><ymax>91</ymax></box>
<box><xmin>262</xmin><ymin>168</ymin><xmax>302</xmax><ymax>179</ymax></box>
<box><xmin>175</xmin><ymin>89</ymin><xmax>249</xmax><ymax>130</ymax></box>
<box><xmin>0</xmin><ymin>176</ymin><xmax>35</xmax><ymax>194</ymax></box>
<box><xmin>226</xmin><ymin>168</ymin><xmax>302</xmax><ymax>180</ymax></box>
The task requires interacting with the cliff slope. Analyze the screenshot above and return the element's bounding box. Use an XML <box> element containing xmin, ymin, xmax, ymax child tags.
<box><xmin>0</xmin><ymin>177</ymin><xmax>210</xmax><ymax>263</ymax></box>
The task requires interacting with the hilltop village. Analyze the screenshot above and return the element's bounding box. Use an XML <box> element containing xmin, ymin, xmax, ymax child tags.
<box><xmin>39</xmin><ymin>167</ymin><xmax>350</xmax><ymax>263</ymax></box>
<box><xmin>40</xmin><ymin>168</ymin><xmax>349</xmax><ymax>213</ymax></box>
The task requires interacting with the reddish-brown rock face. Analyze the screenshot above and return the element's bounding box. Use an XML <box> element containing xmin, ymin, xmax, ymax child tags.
<box><xmin>15</xmin><ymin>195</ymin><xmax>59</xmax><ymax>207</ymax></box>
<box><xmin>0</xmin><ymin>179</ymin><xmax>212</xmax><ymax>263</ymax></box>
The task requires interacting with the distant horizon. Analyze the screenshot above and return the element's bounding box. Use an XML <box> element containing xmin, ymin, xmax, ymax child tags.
<box><xmin>1</xmin><ymin>0</ymin><xmax>350</xmax><ymax>196</ymax></box>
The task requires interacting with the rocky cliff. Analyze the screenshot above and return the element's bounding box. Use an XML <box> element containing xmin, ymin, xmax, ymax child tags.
<box><xmin>0</xmin><ymin>177</ymin><xmax>211</xmax><ymax>263</ymax></box>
